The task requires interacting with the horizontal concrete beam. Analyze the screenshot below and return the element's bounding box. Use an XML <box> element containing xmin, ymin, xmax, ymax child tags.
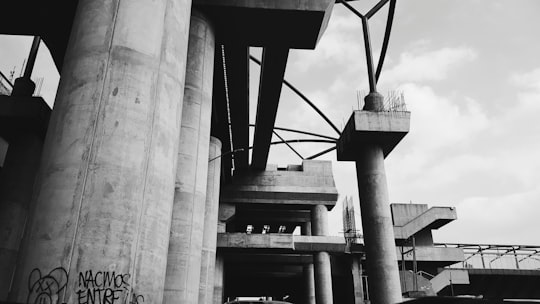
<box><xmin>251</xmin><ymin>47</ymin><xmax>289</xmax><ymax>170</ymax></box>
<box><xmin>337</xmin><ymin>110</ymin><xmax>410</xmax><ymax>160</ymax></box>
<box><xmin>194</xmin><ymin>0</ymin><xmax>334</xmax><ymax>49</ymax></box>
<box><xmin>222</xmin><ymin>160</ymin><xmax>338</xmax><ymax>209</ymax></box>
<box><xmin>217</xmin><ymin>233</ymin><xmax>294</xmax><ymax>250</ymax></box>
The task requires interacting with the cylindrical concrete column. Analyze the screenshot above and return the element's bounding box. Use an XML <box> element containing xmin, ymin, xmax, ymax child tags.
<box><xmin>313</xmin><ymin>252</ymin><xmax>333</xmax><ymax>304</ymax></box>
<box><xmin>301</xmin><ymin>221</ymin><xmax>315</xmax><ymax>304</ymax></box>
<box><xmin>198</xmin><ymin>137</ymin><xmax>222</xmax><ymax>304</ymax></box>
<box><xmin>311</xmin><ymin>205</ymin><xmax>333</xmax><ymax>304</ymax></box>
<box><xmin>164</xmin><ymin>10</ymin><xmax>215</xmax><ymax>304</ymax></box>
<box><xmin>213</xmin><ymin>253</ymin><xmax>224</xmax><ymax>304</ymax></box>
<box><xmin>301</xmin><ymin>221</ymin><xmax>312</xmax><ymax>236</ymax></box>
<box><xmin>8</xmin><ymin>0</ymin><xmax>192</xmax><ymax>303</ymax></box>
<box><xmin>0</xmin><ymin>135</ymin><xmax>42</xmax><ymax>300</ymax></box>
<box><xmin>356</xmin><ymin>143</ymin><xmax>402</xmax><ymax>304</ymax></box>
<box><xmin>311</xmin><ymin>204</ymin><xmax>329</xmax><ymax>236</ymax></box>
<box><xmin>303</xmin><ymin>264</ymin><xmax>316</xmax><ymax>304</ymax></box>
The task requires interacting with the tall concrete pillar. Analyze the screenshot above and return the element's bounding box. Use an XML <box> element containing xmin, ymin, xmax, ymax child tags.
<box><xmin>303</xmin><ymin>264</ymin><xmax>316</xmax><ymax>304</ymax></box>
<box><xmin>355</xmin><ymin>143</ymin><xmax>402</xmax><ymax>304</ymax></box>
<box><xmin>199</xmin><ymin>137</ymin><xmax>222</xmax><ymax>304</ymax></box>
<box><xmin>301</xmin><ymin>222</ymin><xmax>315</xmax><ymax>304</ymax></box>
<box><xmin>311</xmin><ymin>205</ymin><xmax>333</xmax><ymax>304</ymax></box>
<box><xmin>164</xmin><ymin>10</ymin><xmax>215</xmax><ymax>304</ymax></box>
<box><xmin>356</xmin><ymin>144</ymin><xmax>401</xmax><ymax>304</ymax></box>
<box><xmin>213</xmin><ymin>253</ymin><xmax>224</xmax><ymax>304</ymax></box>
<box><xmin>336</xmin><ymin>94</ymin><xmax>410</xmax><ymax>304</ymax></box>
<box><xmin>8</xmin><ymin>0</ymin><xmax>192</xmax><ymax>303</ymax></box>
<box><xmin>0</xmin><ymin>135</ymin><xmax>42</xmax><ymax>300</ymax></box>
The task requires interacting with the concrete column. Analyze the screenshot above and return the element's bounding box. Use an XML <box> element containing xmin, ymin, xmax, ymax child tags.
<box><xmin>303</xmin><ymin>264</ymin><xmax>316</xmax><ymax>304</ymax></box>
<box><xmin>351</xmin><ymin>256</ymin><xmax>365</xmax><ymax>304</ymax></box>
<box><xmin>213</xmin><ymin>253</ymin><xmax>224</xmax><ymax>304</ymax></box>
<box><xmin>313</xmin><ymin>252</ymin><xmax>333</xmax><ymax>304</ymax></box>
<box><xmin>199</xmin><ymin>137</ymin><xmax>222</xmax><ymax>304</ymax></box>
<box><xmin>0</xmin><ymin>135</ymin><xmax>42</xmax><ymax>300</ymax></box>
<box><xmin>311</xmin><ymin>204</ymin><xmax>329</xmax><ymax>236</ymax></box>
<box><xmin>311</xmin><ymin>205</ymin><xmax>333</xmax><ymax>304</ymax></box>
<box><xmin>164</xmin><ymin>10</ymin><xmax>215</xmax><ymax>304</ymax></box>
<box><xmin>8</xmin><ymin>0</ymin><xmax>192</xmax><ymax>303</ymax></box>
<box><xmin>356</xmin><ymin>143</ymin><xmax>402</xmax><ymax>304</ymax></box>
<box><xmin>301</xmin><ymin>221</ymin><xmax>315</xmax><ymax>304</ymax></box>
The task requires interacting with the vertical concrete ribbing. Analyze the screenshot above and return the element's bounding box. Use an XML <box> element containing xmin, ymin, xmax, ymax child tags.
<box><xmin>311</xmin><ymin>205</ymin><xmax>333</xmax><ymax>304</ymax></box>
<box><xmin>0</xmin><ymin>135</ymin><xmax>42</xmax><ymax>300</ymax></box>
<box><xmin>356</xmin><ymin>143</ymin><xmax>402</xmax><ymax>304</ymax></box>
<box><xmin>198</xmin><ymin>137</ymin><xmax>222</xmax><ymax>304</ymax></box>
<box><xmin>8</xmin><ymin>0</ymin><xmax>192</xmax><ymax>303</ymax></box>
<box><xmin>164</xmin><ymin>10</ymin><xmax>215</xmax><ymax>304</ymax></box>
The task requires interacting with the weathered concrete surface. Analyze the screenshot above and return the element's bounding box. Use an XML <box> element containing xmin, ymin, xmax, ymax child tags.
<box><xmin>221</xmin><ymin>160</ymin><xmax>338</xmax><ymax>208</ymax></box>
<box><xmin>164</xmin><ymin>10</ymin><xmax>215</xmax><ymax>304</ymax></box>
<box><xmin>8</xmin><ymin>0</ymin><xmax>192</xmax><ymax>303</ymax></box>
<box><xmin>194</xmin><ymin>0</ymin><xmax>334</xmax><ymax>49</ymax></box>
<box><xmin>199</xmin><ymin>137</ymin><xmax>222</xmax><ymax>304</ymax></box>
<box><xmin>355</xmin><ymin>144</ymin><xmax>402</xmax><ymax>304</ymax></box>
<box><xmin>0</xmin><ymin>135</ymin><xmax>42</xmax><ymax>300</ymax></box>
<box><xmin>337</xmin><ymin>110</ymin><xmax>410</xmax><ymax>161</ymax></box>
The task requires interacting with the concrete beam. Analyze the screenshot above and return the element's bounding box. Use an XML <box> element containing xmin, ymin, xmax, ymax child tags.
<box><xmin>235</xmin><ymin>209</ymin><xmax>311</xmax><ymax>223</ymax></box>
<box><xmin>251</xmin><ymin>47</ymin><xmax>289</xmax><ymax>169</ymax></box>
<box><xmin>336</xmin><ymin>110</ymin><xmax>410</xmax><ymax>161</ymax></box>
<box><xmin>223</xmin><ymin>44</ymin><xmax>250</xmax><ymax>171</ymax></box>
<box><xmin>194</xmin><ymin>0</ymin><xmax>334</xmax><ymax>49</ymax></box>
<box><xmin>224</xmin><ymin>253</ymin><xmax>313</xmax><ymax>265</ymax></box>
<box><xmin>222</xmin><ymin>160</ymin><xmax>338</xmax><ymax>209</ymax></box>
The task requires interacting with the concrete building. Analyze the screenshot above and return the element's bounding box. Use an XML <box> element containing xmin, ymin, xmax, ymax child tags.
<box><xmin>2</xmin><ymin>1</ymin><xmax>539</xmax><ymax>304</ymax></box>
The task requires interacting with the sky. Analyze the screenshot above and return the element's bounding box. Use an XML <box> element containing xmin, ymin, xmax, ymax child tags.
<box><xmin>1</xmin><ymin>0</ymin><xmax>539</xmax><ymax>245</ymax></box>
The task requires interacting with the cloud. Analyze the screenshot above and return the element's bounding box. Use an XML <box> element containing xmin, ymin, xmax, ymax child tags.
<box><xmin>380</xmin><ymin>46</ymin><xmax>477</xmax><ymax>85</ymax></box>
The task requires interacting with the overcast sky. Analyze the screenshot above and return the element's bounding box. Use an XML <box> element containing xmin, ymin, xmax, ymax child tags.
<box><xmin>1</xmin><ymin>0</ymin><xmax>539</xmax><ymax>245</ymax></box>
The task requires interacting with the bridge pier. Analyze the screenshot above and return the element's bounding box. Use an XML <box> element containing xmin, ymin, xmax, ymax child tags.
<box><xmin>337</xmin><ymin>93</ymin><xmax>411</xmax><ymax>304</ymax></box>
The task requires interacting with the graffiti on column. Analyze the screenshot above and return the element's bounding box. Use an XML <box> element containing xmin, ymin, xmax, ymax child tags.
<box><xmin>27</xmin><ymin>268</ymin><xmax>145</xmax><ymax>304</ymax></box>
<box><xmin>27</xmin><ymin>267</ymin><xmax>69</xmax><ymax>304</ymax></box>
<box><xmin>77</xmin><ymin>270</ymin><xmax>134</xmax><ymax>304</ymax></box>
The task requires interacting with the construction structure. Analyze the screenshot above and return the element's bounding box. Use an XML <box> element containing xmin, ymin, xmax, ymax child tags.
<box><xmin>2</xmin><ymin>1</ymin><xmax>540</xmax><ymax>304</ymax></box>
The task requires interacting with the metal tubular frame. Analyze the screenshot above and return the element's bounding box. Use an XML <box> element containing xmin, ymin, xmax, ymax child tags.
<box><xmin>338</xmin><ymin>0</ymin><xmax>397</xmax><ymax>92</ymax></box>
<box><xmin>248</xmin><ymin>124</ymin><xmax>338</xmax><ymax>141</ymax></box>
<box><xmin>272</xmin><ymin>130</ymin><xmax>304</xmax><ymax>160</ymax></box>
<box><xmin>249</xmin><ymin>55</ymin><xmax>342</xmax><ymax>135</ymax></box>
